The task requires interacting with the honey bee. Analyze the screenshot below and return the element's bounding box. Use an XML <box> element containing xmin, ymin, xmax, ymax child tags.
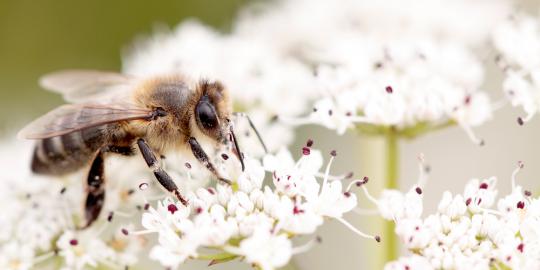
<box><xmin>19</xmin><ymin>70</ymin><xmax>265</xmax><ymax>228</ymax></box>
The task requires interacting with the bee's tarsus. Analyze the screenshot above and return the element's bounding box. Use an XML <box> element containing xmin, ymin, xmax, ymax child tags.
<box><xmin>229</xmin><ymin>125</ymin><xmax>245</xmax><ymax>171</ymax></box>
<box><xmin>137</xmin><ymin>139</ymin><xmax>187</xmax><ymax>204</ymax></box>
<box><xmin>174</xmin><ymin>190</ymin><xmax>188</xmax><ymax>206</ymax></box>
<box><xmin>188</xmin><ymin>137</ymin><xmax>232</xmax><ymax>182</ymax></box>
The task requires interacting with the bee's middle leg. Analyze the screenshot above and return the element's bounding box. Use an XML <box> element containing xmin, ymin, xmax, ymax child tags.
<box><xmin>136</xmin><ymin>138</ymin><xmax>188</xmax><ymax>205</ymax></box>
<box><xmin>82</xmin><ymin>151</ymin><xmax>105</xmax><ymax>229</ymax></box>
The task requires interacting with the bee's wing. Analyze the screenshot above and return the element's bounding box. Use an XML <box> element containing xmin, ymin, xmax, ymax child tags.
<box><xmin>18</xmin><ymin>103</ymin><xmax>153</xmax><ymax>139</ymax></box>
<box><xmin>39</xmin><ymin>70</ymin><xmax>136</xmax><ymax>103</ymax></box>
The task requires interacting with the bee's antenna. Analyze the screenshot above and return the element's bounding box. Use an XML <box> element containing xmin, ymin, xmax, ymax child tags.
<box><xmin>229</xmin><ymin>124</ymin><xmax>245</xmax><ymax>171</ymax></box>
<box><xmin>233</xmin><ymin>112</ymin><xmax>268</xmax><ymax>154</ymax></box>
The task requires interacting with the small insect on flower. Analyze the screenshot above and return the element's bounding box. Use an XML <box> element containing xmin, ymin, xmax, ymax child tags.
<box><xmin>18</xmin><ymin>70</ymin><xmax>265</xmax><ymax>228</ymax></box>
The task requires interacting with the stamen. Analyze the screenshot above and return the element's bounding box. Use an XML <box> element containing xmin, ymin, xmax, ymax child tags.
<box><xmin>346</xmin><ymin>180</ymin><xmax>363</xmax><ymax>191</ymax></box>
<box><xmin>336</xmin><ymin>217</ymin><xmax>380</xmax><ymax>242</ymax></box>
<box><xmin>459</xmin><ymin>122</ymin><xmax>484</xmax><ymax>146</ymax></box>
<box><xmin>417</xmin><ymin>153</ymin><xmax>428</xmax><ymax>188</ymax></box>
<box><xmin>511</xmin><ymin>161</ymin><xmax>524</xmax><ymax>191</ymax></box>
<box><xmin>314</xmin><ymin>171</ymin><xmax>353</xmax><ymax>181</ymax></box>
<box><xmin>361</xmin><ymin>186</ymin><xmax>379</xmax><ymax>205</ymax></box>
<box><xmin>517</xmin><ymin>112</ymin><xmax>534</xmax><ymax>126</ymax></box>
<box><xmin>320</xmin><ymin>155</ymin><xmax>335</xmax><ymax>195</ymax></box>
<box><xmin>292</xmin><ymin>237</ymin><xmax>320</xmax><ymax>255</ymax></box>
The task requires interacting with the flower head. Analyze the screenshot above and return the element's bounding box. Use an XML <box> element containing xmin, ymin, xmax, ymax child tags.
<box><xmin>380</xmin><ymin>161</ymin><xmax>540</xmax><ymax>269</ymax></box>
<box><xmin>135</xmin><ymin>142</ymin><xmax>379</xmax><ymax>269</ymax></box>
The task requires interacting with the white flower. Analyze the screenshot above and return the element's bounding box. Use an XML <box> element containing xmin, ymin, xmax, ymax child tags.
<box><xmin>57</xmin><ymin>230</ymin><xmax>115</xmax><ymax>270</ymax></box>
<box><xmin>493</xmin><ymin>14</ymin><xmax>540</xmax><ymax>124</ymax></box>
<box><xmin>137</xmin><ymin>142</ymin><xmax>378</xmax><ymax>269</ymax></box>
<box><xmin>238</xmin><ymin>229</ymin><xmax>292</xmax><ymax>270</ymax></box>
<box><xmin>382</xmin><ymin>162</ymin><xmax>540</xmax><ymax>269</ymax></box>
<box><xmin>0</xmin><ymin>242</ymin><xmax>35</xmax><ymax>270</ymax></box>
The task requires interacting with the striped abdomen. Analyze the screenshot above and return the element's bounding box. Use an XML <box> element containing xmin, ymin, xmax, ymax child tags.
<box><xmin>31</xmin><ymin>125</ymin><xmax>108</xmax><ymax>175</ymax></box>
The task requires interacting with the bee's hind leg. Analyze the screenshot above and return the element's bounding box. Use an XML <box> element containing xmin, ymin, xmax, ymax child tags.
<box><xmin>136</xmin><ymin>138</ymin><xmax>188</xmax><ymax>205</ymax></box>
<box><xmin>81</xmin><ymin>151</ymin><xmax>105</xmax><ymax>229</ymax></box>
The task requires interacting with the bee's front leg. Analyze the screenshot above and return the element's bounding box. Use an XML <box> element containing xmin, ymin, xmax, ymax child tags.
<box><xmin>188</xmin><ymin>137</ymin><xmax>231</xmax><ymax>185</ymax></box>
<box><xmin>136</xmin><ymin>138</ymin><xmax>188</xmax><ymax>205</ymax></box>
<box><xmin>82</xmin><ymin>151</ymin><xmax>105</xmax><ymax>229</ymax></box>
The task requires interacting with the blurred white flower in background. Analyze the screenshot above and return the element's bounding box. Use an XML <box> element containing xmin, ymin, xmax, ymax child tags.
<box><xmin>493</xmin><ymin>13</ymin><xmax>540</xmax><ymax>124</ymax></box>
<box><xmin>125</xmin><ymin>0</ymin><xmax>511</xmax><ymax>145</ymax></box>
<box><xmin>367</xmin><ymin>161</ymin><xmax>540</xmax><ymax>270</ymax></box>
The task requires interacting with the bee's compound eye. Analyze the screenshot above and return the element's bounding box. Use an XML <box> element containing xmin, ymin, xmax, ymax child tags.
<box><xmin>196</xmin><ymin>102</ymin><xmax>218</xmax><ymax>129</ymax></box>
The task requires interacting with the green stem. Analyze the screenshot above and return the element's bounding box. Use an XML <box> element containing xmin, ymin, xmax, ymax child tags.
<box><xmin>383</xmin><ymin>129</ymin><xmax>399</xmax><ymax>265</ymax></box>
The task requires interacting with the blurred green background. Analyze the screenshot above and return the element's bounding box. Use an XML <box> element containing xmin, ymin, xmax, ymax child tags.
<box><xmin>0</xmin><ymin>0</ymin><xmax>248</xmax><ymax>132</ymax></box>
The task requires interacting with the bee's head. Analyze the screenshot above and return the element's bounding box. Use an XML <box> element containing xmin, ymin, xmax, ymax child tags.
<box><xmin>194</xmin><ymin>80</ymin><xmax>232</xmax><ymax>144</ymax></box>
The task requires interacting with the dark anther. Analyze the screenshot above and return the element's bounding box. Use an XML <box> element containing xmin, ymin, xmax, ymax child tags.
<box><xmin>385</xmin><ymin>86</ymin><xmax>393</xmax><ymax>94</ymax></box>
<box><xmin>517</xmin><ymin>117</ymin><xmax>524</xmax><ymax>126</ymax></box>
<box><xmin>330</xmin><ymin>150</ymin><xmax>337</xmax><ymax>157</ymax></box>
<box><xmin>168</xmin><ymin>204</ymin><xmax>178</xmax><ymax>214</ymax></box>
<box><xmin>306</xmin><ymin>139</ymin><xmax>314</xmax><ymax>147</ymax></box>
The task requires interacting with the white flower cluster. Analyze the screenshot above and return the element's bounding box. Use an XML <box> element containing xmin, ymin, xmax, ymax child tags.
<box><xmin>136</xmin><ymin>141</ymin><xmax>378</xmax><ymax>270</ymax></box>
<box><xmin>493</xmin><ymin>13</ymin><xmax>540</xmax><ymax>125</ymax></box>
<box><xmin>365</xmin><ymin>161</ymin><xmax>540</xmax><ymax>269</ymax></box>
<box><xmin>0</xmin><ymin>140</ymin><xmax>213</xmax><ymax>270</ymax></box>
<box><xmin>124</xmin><ymin>0</ymin><xmax>511</xmax><ymax>144</ymax></box>
<box><xmin>0</xmin><ymin>141</ymin><xmax>151</xmax><ymax>270</ymax></box>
